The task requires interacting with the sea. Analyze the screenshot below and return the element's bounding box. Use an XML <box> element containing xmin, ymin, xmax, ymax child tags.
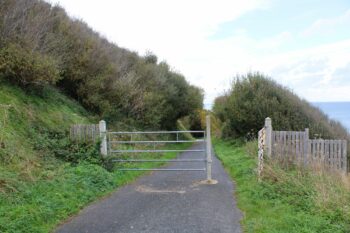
<box><xmin>313</xmin><ymin>102</ymin><xmax>350</xmax><ymax>133</ymax></box>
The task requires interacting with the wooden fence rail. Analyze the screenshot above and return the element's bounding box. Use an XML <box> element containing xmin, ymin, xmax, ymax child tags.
<box><xmin>259</xmin><ymin>118</ymin><xmax>348</xmax><ymax>174</ymax></box>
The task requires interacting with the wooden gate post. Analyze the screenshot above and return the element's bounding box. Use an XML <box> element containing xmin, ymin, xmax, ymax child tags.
<box><xmin>265</xmin><ymin>117</ymin><xmax>272</xmax><ymax>158</ymax></box>
<box><xmin>99</xmin><ymin>120</ymin><xmax>108</xmax><ymax>158</ymax></box>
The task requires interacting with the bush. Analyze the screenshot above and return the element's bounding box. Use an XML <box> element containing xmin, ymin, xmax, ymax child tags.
<box><xmin>0</xmin><ymin>43</ymin><xmax>60</xmax><ymax>87</ymax></box>
<box><xmin>31</xmin><ymin>128</ymin><xmax>102</xmax><ymax>165</ymax></box>
<box><xmin>0</xmin><ymin>0</ymin><xmax>203</xmax><ymax>130</ymax></box>
<box><xmin>213</xmin><ymin>72</ymin><xmax>349</xmax><ymax>140</ymax></box>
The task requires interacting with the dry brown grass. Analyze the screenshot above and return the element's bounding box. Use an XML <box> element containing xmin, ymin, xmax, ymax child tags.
<box><xmin>309</xmin><ymin>162</ymin><xmax>350</xmax><ymax>213</ymax></box>
<box><xmin>245</xmin><ymin>139</ymin><xmax>350</xmax><ymax>221</ymax></box>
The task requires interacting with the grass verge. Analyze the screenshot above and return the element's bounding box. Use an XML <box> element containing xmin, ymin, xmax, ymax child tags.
<box><xmin>213</xmin><ymin>139</ymin><xmax>350</xmax><ymax>233</ymax></box>
<box><xmin>0</xmin><ymin>141</ymin><xmax>192</xmax><ymax>233</ymax></box>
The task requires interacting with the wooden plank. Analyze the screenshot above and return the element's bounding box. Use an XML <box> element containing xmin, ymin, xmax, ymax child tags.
<box><xmin>297</xmin><ymin>132</ymin><xmax>300</xmax><ymax>161</ymax></box>
<box><xmin>308</xmin><ymin>140</ymin><xmax>312</xmax><ymax>163</ymax></box>
<box><xmin>301</xmin><ymin>132</ymin><xmax>304</xmax><ymax>162</ymax></box>
<box><xmin>289</xmin><ymin>132</ymin><xmax>292</xmax><ymax>161</ymax></box>
<box><xmin>298</xmin><ymin>132</ymin><xmax>302</xmax><ymax>163</ymax></box>
<box><xmin>278</xmin><ymin>131</ymin><xmax>283</xmax><ymax>159</ymax></box>
<box><xmin>279</xmin><ymin>131</ymin><xmax>283</xmax><ymax>159</ymax></box>
<box><xmin>320</xmin><ymin>139</ymin><xmax>324</xmax><ymax>164</ymax></box>
<box><xmin>334</xmin><ymin>140</ymin><xmax>339</xmax><ymax>169</ymax></box>
<box><xmin>324</xmin><ymin>140</ymin><xmax>329</xmax><ymax>166</ymax></box>
<box><xmin>300</xmin><ymin>132</ymin><xmax>304</xmax><ymax>163</ymax></box>
<box><xmin>272</xmin><ymin>131</ymin><xmax>276</xmax><ymax>157</ymax></box>
<box><xmin>292</xmin><ymin>132</ymin><xmax>295</xmax><ymax>161</ymax></box>
<box><xmin>335</xmin><ymin>140</ymin><xmax>339</xmax><ymax>169</ymax></box>
<box><xmin>283</xmin><ymin>131</ymin><xmax>287</xmax><ymax>160</ymax></box>
<box><xmin>312</xmin><ymin>140</ymin><xmax>317</xmax><ymax>161</ymax></box>
<box><xmin>328</xmin><ymin>140</ymin><xmax>331</xmax><ymax>167</ymax></box>
<box><xmin>342</xmin><ymin>140</ymin><xmax>347</xmax><ymax>173</ymax></box>
<box><xmin>296</xmin><ymin>132</ymin><xmax>300</xmax><ymax>163</ymax></box>
<box><xmin>330</xmin><ymin>140</ymin><xmax>334</xmax><ymax>168</ymax></box>
<box><xmin>287</xmin><ymin>131</ymin><xmax>291</xmax><ymax>160</ymax></box>
<box><xmin>334</xmin><ymin>140</ymin><xmax>338</xmax><ymax>169</ymax></box>
<box><xmin>276</xmin><ymin>131</ymin><xmax>280</xmax><ymax>158</ymax></box>
<box><xmin>314</xmin><ymin>139</ymin><xmax>318</xmax><ymax>161</ymax></box>
<box><xmin>273</xmin><ymin>131</ymin><xmax>277</xmax><ymax>158</ymax></box>
<box><xmin>303</xmin><ymin>129</ymin><xmax>309</xmax><ymax>165</ymax></box>
<box><xmin>338</xmin><ymin>140</ymin><xmax>342</xmax><ymax>169</ymax></box>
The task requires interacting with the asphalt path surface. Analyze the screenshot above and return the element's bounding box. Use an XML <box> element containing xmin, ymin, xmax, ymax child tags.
<box><xmin>56</xmin><ymin>142</ymin><xmax>242</xmax><ymax>233</ymax></box>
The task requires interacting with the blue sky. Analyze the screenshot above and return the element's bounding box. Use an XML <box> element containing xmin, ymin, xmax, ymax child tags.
<box><xmin>213</xmin><ymin>1</ymin><xmax>349</xmax><ymax>39</ymax></box>
<box><xmin>51</xmin><ymin>0</ymin><xmax>350</xmax><ymax>108</ymax></box>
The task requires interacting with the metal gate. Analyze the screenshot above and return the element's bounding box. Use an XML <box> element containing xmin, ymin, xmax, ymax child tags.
<box><xmin>107</xmin><ymin>116</ymin><xmax>212</xmax><ymax>180</ymax></box>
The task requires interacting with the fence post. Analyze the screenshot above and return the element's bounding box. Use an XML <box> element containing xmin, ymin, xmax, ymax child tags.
<box><xmin>304</xmin><ymin>128</ymin><xmax>309</xmax><ymax>165</ymax></box>
<box><xmin>99</xmin><ymin>120</ymin><xmax>108</xmax><ymax>158</ymax></box>
<box><xmin>265</xmin><ymin>117</ymin><xmax>272</xmax><ymax>158</ymax></box>
<box><xmin>206</xmin><ymin>115</ymin><xmax>212</xmax><ymax>181</ymax></box>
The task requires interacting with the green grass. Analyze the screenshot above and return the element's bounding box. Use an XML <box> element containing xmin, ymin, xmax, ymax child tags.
<box><xmin>0</xmin><ymin>143</ymin><xmax>190</xmax><ymax>233</ymax></box>
<box><xmin>213</xmin><ymin>139</ymin><xmax>350</xmax><ymax>233</ymax></box>
<box><xmin>0</xmin><ymin>82</ymin><xmax>193</xmax><ymax>232</ymax></box>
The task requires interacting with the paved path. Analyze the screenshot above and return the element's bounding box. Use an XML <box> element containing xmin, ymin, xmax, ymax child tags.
<box><xmin>56</xmin><ymin>142</ymin><xmax>242</xmax><ymax>233</ymax></box>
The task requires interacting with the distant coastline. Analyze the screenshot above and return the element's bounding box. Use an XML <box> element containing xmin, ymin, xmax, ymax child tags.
<box><xmin>313</xmin><ymin>102</ymin><xmax>350</xmax><ymax>132</ymax></box>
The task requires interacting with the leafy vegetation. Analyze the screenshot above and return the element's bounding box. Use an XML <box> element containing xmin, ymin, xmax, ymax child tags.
<box><xmin>214</xmin><ymin>139</ymin><xmax>350</xmax><ymax>233</ymax></box>
<box><xmin>213</xmin><ymin>72</ymin><xmax>349</xmax><ymax>140</ymax></box>
<box><xmin>0</xmin><ymin>0</ymin><xmax>203</xmax><ymax>130</ymax></box>
<box><xmin>0</xmin><ymin>43</ymin><xmax>60</xmax><ymax>87</ymax></box>
<box><xmin>0</xmin><ymin>83</ymin><xmax>193</xmax><ymax>232</ymax></box>
<box><xmin>0</xmin><ymin>0</ymin><xmax>204</xmax><ymax>231</ymax></box>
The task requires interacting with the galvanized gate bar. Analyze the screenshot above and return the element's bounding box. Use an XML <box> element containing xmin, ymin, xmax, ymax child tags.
<box><xmin>109</xmin><ymin>130</ymin><xmax>205</xmax><ymax>134</ymax></box>
<box><xmin>117</xmin><ymin>168</ymin><xmax>206</xmax><ymax>171</ymax></box>
<box><xmin>109</xmin><ymin>139</ymin><xmax>204</xmax><ymax>144</ymax></box>
<box><xmin>112</xmin><ymin>159</ymin><xmax>207</xmax><ymax>162</ymax></box>
<box><xmin>110</xmin><ymin>149</ymin><xmax>205</xmax><ymax>153</ymax></box>
<box><xmin>106</xmin><ymin>116</ymin><xmax>212</xmax><ymax>179</ymax></box>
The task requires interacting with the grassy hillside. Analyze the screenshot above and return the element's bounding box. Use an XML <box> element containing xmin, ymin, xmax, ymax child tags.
<box><xmin>0</xmin><ymin>82</ymin><xmax>92</xmax><ymax>188</ymax></box>
<box><xmin>0</xmin><ymin>82</ymin><xmax>192</xmax><ymax>232</ymax></box>
<box><xmin>0</xmin><ymin>82</ymin><xmax>98</xmax><ymax>232</ymax></box>
<box><xmin>0</xmin><ymin>0</ymin><xmax>203</xmax><ymax>130</ymax></box>
<box><xmin>214</xmin><ymin>139</ymin><xmax>350</xmax><ymax>233</ymax></box>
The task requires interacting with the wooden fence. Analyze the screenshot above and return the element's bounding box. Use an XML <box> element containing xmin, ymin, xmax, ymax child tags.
<box><xmin>70</xmin><ymin>124</ymin><xmax>100</xmax><ymax>142</ymax></box>
<box><xmin>259</xmin><ymin>117</ymin><xmax>348</xmax><ymax>174</ymax></box>
<box><xmin>70</xmin><ymin>120</ymin><xmax>108</xmax><ymax>157</ymax></box>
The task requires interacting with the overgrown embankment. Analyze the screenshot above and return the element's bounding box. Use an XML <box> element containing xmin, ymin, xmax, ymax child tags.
<box><xmin>0</xmin><ymin>83</ymin><xmax>192</xmax><ymax>232</ymax></box>
<box><xmin>0</xmin><ymin>83</ymin><xmax>105</xmax><ymax>232</ymax></box>
<box><xmin>0</xmin><ymin>0</ymin><xmax>204</xmax><ymax>231</ymax></box>
<box><xmin>214</xmin><ymin>139</ymin><xmax>350</xmax><ymax>233</ymax></box>
<box><xmin>0</xmin><ymin>0</ymin><xmax>203</xmax><ymax>130</ymax></box>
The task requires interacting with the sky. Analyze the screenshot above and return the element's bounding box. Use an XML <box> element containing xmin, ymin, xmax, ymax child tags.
<box><xmin>49</xmin><ymin>0</ymin><xmax>350</xmax><ymax>108</ymax></box>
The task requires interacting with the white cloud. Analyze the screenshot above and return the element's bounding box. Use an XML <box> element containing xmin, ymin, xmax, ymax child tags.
<box><xmin>256</xmin><ymin>39</ymin><xmax>350</xmax><ymax>102</ymax></box>
<box><xmin>302</xmin><ymin>9</ymin><xmax>350</xmax><ymax>37</ymax></box>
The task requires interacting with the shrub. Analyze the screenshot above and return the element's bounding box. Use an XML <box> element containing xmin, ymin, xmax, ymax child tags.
<box><xmin>31</xmin><ymin>128</ymin><xmax>102</xmax><ymax>165</ymax></box>
<box><xmin>0</xmin><ymin>0</ymin><xmax>203</xmax><ymax>130</ymax></box>
<box><xmin>213</xmin><ymin>72</ymin><xmax>349</xmax><ymax>140</ymax></box>
<box><xmin>0</xmin><ymin>43</ymin><xmax>60</xmax><ymax>87</ymax></box>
